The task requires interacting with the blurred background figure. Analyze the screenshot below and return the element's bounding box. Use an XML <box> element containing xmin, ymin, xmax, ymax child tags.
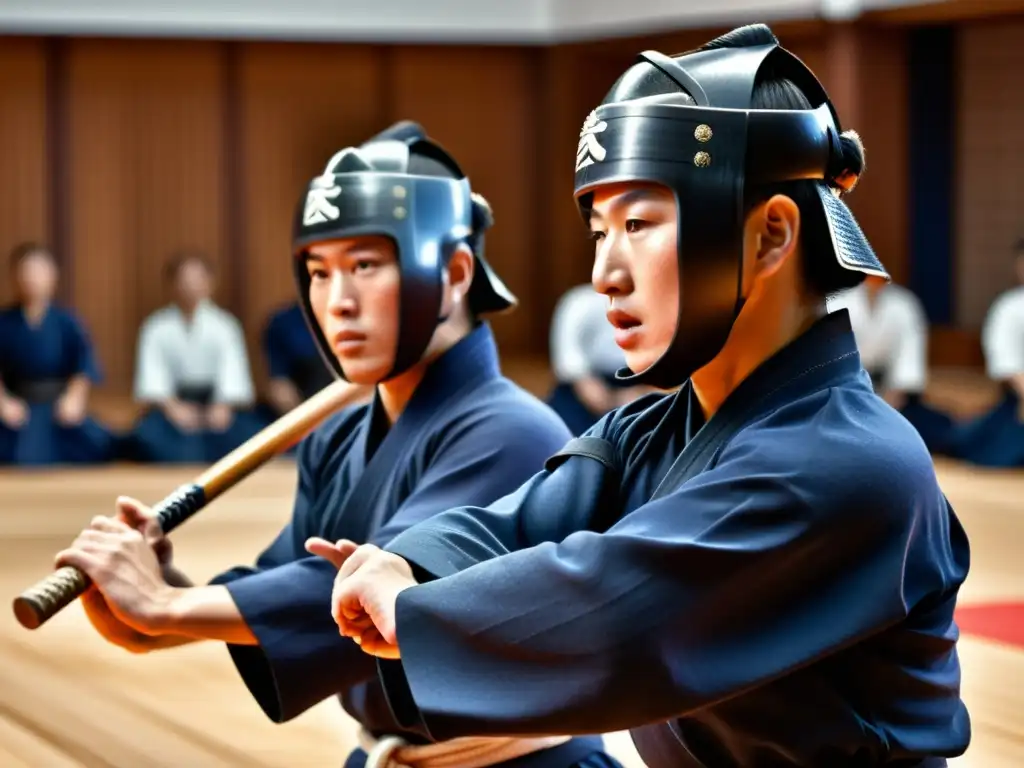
<box><xmin>545</xmin><ymin>283</ymin><xmax>654</xmax><ymax>435</ymax></box>
<box><xmin>259</xmin><ymin>301</ymin><xmax>341</xmax><ymax>420</ymax></box>
<box><xmin>829</xmin><ymin>274</ymin><xmax>955</xmax><ymax>454</ymax></box>
<box><xmin>125</xmin><ymin>249</ymin><xmax>262</xmax><ymax>463</ymax></box>
<box><xmin>947</xmin><ymin>239</ymin><xmax>1024</xmax><ymax>468</ymax></box>
<box><xmin>0</xmin><ymin>243</ymin><xmax>114</xmax><ymax>466</ymax></box>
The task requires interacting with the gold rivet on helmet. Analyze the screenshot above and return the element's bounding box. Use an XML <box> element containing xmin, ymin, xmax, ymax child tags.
<box><xmin>394</xmin><ymin>206</ymin><xmax>407</xmax><ymax>219</ymax></box>
<box><xmin>694</xmin><ymin>124</ymin><xmax>713</xmax><ymax>143</ymax></box>
<box><xmin>393</xmin><ymin>185</ymin><xmax>407</xmax><ymax>199</ymax></box>
<box><xmin>694</xmin><ymin>151</ymin><xmax>711</xmax><ymax>168</ymax></box>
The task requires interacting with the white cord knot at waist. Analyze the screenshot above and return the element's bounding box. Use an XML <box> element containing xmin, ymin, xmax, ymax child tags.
<box><xmin>359</xmin><ymin>727</ymin><xmax>572</xmax><ymax>768</ymax></box>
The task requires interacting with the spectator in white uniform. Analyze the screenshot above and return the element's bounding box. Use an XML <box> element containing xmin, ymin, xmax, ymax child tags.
<box><xmin>544</xmin><ymin>283</ymin><xmax>654</xmax><ymax>435</ymax></box>
<box><xmin>828</xmin><ymin>274</ymin><xmax>953</xmax><ymax>453</ymax></box>
<box><xmin>126</xmin><ymin>250</ymin><xmax>263</xmax><ymax>463</ymax></box>
<box><xmin>947</xmin><ymin>238</ymin><xmax>1024</xmax><ymax>467</ymax></box>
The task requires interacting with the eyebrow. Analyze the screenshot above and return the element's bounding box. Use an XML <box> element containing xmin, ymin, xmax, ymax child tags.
<box><xmin>306</xmin><ymin>245</ymin><xmax>382</xmax><ymax>261</ymax></box>
<box><xmin>589</xmin><ymin>189</ymin><xmax>663</xmax><ymax>222</ymax></box>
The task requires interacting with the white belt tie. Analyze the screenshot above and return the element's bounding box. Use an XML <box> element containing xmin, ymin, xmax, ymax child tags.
<box><xmin>359</xmin><ymin>727</ymin><xmax>572</xmax><ymax>768</ymax></box>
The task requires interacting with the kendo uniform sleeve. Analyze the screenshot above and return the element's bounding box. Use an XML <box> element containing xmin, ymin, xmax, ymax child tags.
<box><xmin>133</xmin><ymin>316</ymin><xmax>174</xmax><ymax>403</ymax></box>
<box><xmin>206</xmin><ymin>427</ymin><xmax>345</xmax><ymax>722</ymax></box>
<box><xmin>383</xmin><ymin>424</ymin><xmax>621</xmax><ymax>583</ymax></box>
<box><xmin>378</xmin><ymin>404</ymin><xmax>961</xmax><ymax>741</ymax></box>
<box><xmin>213</xmin><ymin>314</ymin><xmax>256</xmax><ymax>407</ymax></box>
<box><xmin>212</xmin><ymin>405</ymin><xmax>570</xmax><ymax>724</ymax></box>
<box><xmin>63</xmin><ymin>311</ymin><xmax>103</xmax><ymax>383</ymax></box>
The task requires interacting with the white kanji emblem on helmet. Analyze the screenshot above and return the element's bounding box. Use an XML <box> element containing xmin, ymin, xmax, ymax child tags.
<box><xmin>575</xmin><ymin>110</ymin><xmax>608</xmax><ymax>172</ymax></box>
<box><xmin>302</xmin><ymin>172</ymin><xmax>342</xmax><ymax>226</ymax></box>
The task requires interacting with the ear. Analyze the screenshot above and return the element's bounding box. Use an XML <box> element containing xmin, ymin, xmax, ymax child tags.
<box><xmin>442</xmin><ymin>244</ymin><xmax>477</xmax><ymax>313</ymax></box>
<box><xmin>444</xmin><ymin>243</ymin><xmax>476</xmax><ymax>307</ymax></box>
<box><xmin>748</xmin><ymin>194</ymin><xmax>800</xmax><ymax>280</ymax></box>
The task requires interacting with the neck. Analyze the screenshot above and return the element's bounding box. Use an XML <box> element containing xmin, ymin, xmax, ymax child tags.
<box><xmin>377</xmin><ymin>362</ymin><xmax>429</xmax><ymax>423</ymax></box>
<box><xmin>690</xmin><ymin>293</ymin><xmax>824</xmax><ymax>421</ymax></box>
<box><xmin>177</xmin><ymin>298</ymin><xmax>201</xmax><ymax>319</ymax></box>
<box><xmin>21</xmin><ymin>299</ymin><xmax>49</xmax><ymax>324</ymax></box>
<box><xmin>375</xmin><ymin>321</ymin><xmax>472</xmax><ymax>423</ymax></box>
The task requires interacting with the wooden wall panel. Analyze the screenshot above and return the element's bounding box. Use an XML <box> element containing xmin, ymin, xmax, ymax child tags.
<box><xmin>854</xmin><ymin>28</ymin><xmax>910</xmax><ymax>287</ymax></box>
<box><xmin>0</xmin><ymin>20</ymin><xmax>929</xmax><ymax>393</ymax></box>
<box><xmin>533</xmin><ymin>45</ymin><xmax>603</xmax><ymax>353</ymax></box>
<box><xmin>956</xmin><ymin>18</ymin><xmax>1024</xmax><ymax>329</ymax></box>
<box><xmin>389</xmin><ymin>46</ymin><xmax>536</xmax><ymax>354</ymax></box>
<box><xmin>66</xmin><ymin>40</ymin><xmax>226</xmax><ymax>394</ymax></box>
<box><xmin>236</xmin><ymin>43</ymin><xmax>386</xmax><ymax>387</ymax></box>
<box><xmin>815</xmin><ymin>26</ymin><xmax>910</xmax><ymax>287</ymax></box>
<box><xmin>0</xmin><ymin>39</ymin><xmax>49</xmax><ymax>307</ymax></box>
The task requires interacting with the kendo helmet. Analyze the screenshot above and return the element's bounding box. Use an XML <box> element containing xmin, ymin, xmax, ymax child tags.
<box><xmin>292</xmin><ymin>121</ymin><xmax>516</xmax><ymax>382</ymax></box>
<box><xmin>573</xmin><ymin>23</ymin><xmax>889</xmax><ymax>390</ymax></box>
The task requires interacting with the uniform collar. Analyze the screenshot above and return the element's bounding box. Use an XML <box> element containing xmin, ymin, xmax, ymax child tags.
<box><xmin>691</xmin><ymin>308</ymin><xmax>865</xmax><ymax>433</ymax></box>
<box><xmin>360</xmin><ymin>322</ymin><xmax>503</xmax><ymax>461</ymax></box>
<box><xmin>405</xmin><ymin>322</ymin><xmax>502</xmax><ymax>411</ymax></box>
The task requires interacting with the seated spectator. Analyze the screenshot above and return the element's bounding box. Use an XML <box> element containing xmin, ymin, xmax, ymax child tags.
<box><xmin>544</xmin><ymin>283</ymin><xmax>654</xmax><ymax>435</ymax></box>
<box><xmin>259</xmin><ymin>301</ymin><xmax>344</xmax><ymax>419</ymax></box>
<box><xmin>126</xmin><ymin>250</ymin><xmax>262</xmax><ymax>463</ymax></box>
<box><xmin>828</xmin><ymin>274</ymin><xmax>954</xmax><ymax>454</ymax></box>
<box><xmin>0</xmin><ymin>242</ymin><xmax>115</xmax><ymax>466</ymax></box>
<box><xmin>947</xmin><ymin>239</ymin><xmax>1024</xmax><ymax>467</ymax></box>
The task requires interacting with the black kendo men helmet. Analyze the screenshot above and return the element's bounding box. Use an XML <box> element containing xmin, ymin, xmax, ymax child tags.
<box><xmin>292</xmin><ymin>121</ymin><xmax>516</xmax><ymax>382</ymax></box>
<box><xmin>573</xmin><ymin>23</ymin><xmax>889</xmax><ymax>389</ymax></box>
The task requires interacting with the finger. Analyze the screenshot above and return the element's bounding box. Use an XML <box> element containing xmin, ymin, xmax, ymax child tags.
<box><xmin>377</xmin><ymin>609</ymin><xmax>398</xmax><ymax>646</ymax></box>
<box><xmin>80</xmin><ymin>584</ymin><xmax>106</xmax><ymax>607</ymax></box>
<box><xmin>54</xmin><ymin>548</ymin><xmax>102</xmax><ymax>576</ymax></box>
<box><xmin>115</xmin><ymin>498</ymin><xmax>149</xmax><ymax>527</ymax></box>
<box><xmin>338</xmin><ymin>542</ymin><xmax>377</xmax><ymax>581</ymax></box>
<box><xmin>304</xmin><ymin>538</ymin><xmax>352</xmax><ymax>568</ymax></box>
<box><xmin>336</xmin><ymin>596</ymin><xmax>370</xmax><ymax>635</ymax></box>
<box><xmin>331</xmin><ymin>577</ymin><xmax>349</xmax><ymax>630</ymax></box>
<box><xmin>334</xmin><ymin>592</ymin><xmax>372</xmax><ymax>638</ymax></box>
<box><xmin>89</xmin><ymin>515</ymin><xmax>131</xmax><ymax>534</ymax></box>
<box><xmin>152</xmin><ymin>538</ymin><xmax>173</xmax><ymax>562</ymax></box>
<box><xmin>341</xmin><ymin>599</ymin><xmax>370</xmax><ymax>623</ymax></box>
<box><xmin>345</xmin><ymin>616</ymin><xmax>376</xmax><ymax>636</ymax></box>
<box><xmin>80</xmin><ymin>585</ymin><xmax>115</xmax><ymax>618</ymax></box>
<box><xmin>361</xmin><ymin>632</ymin><xmax>401</xmax><ymax>659</ymax></box>
<box><xmin>74</xmin><ymin>529</ymin><xmax>124</xmax><ymax>549</ymax></box>
<box><xmin>338</xmin><ymin>616</ymin><xmax>376</xmax><ymax>642</ymax></box>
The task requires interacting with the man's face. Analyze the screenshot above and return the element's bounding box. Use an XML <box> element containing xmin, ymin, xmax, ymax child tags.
<box><xmin>305</xmin><ymin>236</ymin><xmax>401</xmax><ymax>385</ymax></box>
<box><xmin>587</xmin><ymin>182</ymin><xmax>680</xmax><ymax>376</ymax></box>
<box><xmin>16</xmin><ymin>251</ymin><xmax>58</xmax><ymax>303</ymax></box>
<box><xmin>175</xmin><ymin>259</ymin><xmax>213</xmax><ymax>305</ymax></box>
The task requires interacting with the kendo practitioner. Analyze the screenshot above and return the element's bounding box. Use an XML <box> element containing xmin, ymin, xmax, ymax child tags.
<box><xmin>946</xmin><ymin>238</ymin><xmax>1024</xmax><ymax>467</ymax></box>
<box><xmin>127</xmin><ymin>250</ymin><xmax>263</xmax><ymax>463</ymax></box>
<box><xmin>313</xmin><ymin>27</ymin><xmax>972</xmax><ymax>768</ymax></box>
<box><xmin>0</xmin><ymin>242</ymin><xmax>115</xmax><ymax>466</ymax></box>
<box><xmin>56</xmin><ymin>122</ymin><xmax>620</xmax><ymax>768</ymax></box>
<box><xmin>545</xmin><ymin>283</ymin><xmax>654</xmax><ymax>435</ymax></box>
<box><xmin>828</xmin><ymin>275</ymin><xmax>954</xmax><ymax>454</ymax></box>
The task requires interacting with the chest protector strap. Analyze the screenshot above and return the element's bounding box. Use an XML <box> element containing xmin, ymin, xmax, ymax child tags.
<box><xmin>543</xmin><ymin>436</ymin><xmax>621</xmax><ymax>474</ymax></box>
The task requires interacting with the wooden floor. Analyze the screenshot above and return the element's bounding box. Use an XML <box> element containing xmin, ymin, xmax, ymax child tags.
<box><xmin>0</xmin><ymin>457</ymin><xmax>1020</xmax><ymax>767</ymax></box>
